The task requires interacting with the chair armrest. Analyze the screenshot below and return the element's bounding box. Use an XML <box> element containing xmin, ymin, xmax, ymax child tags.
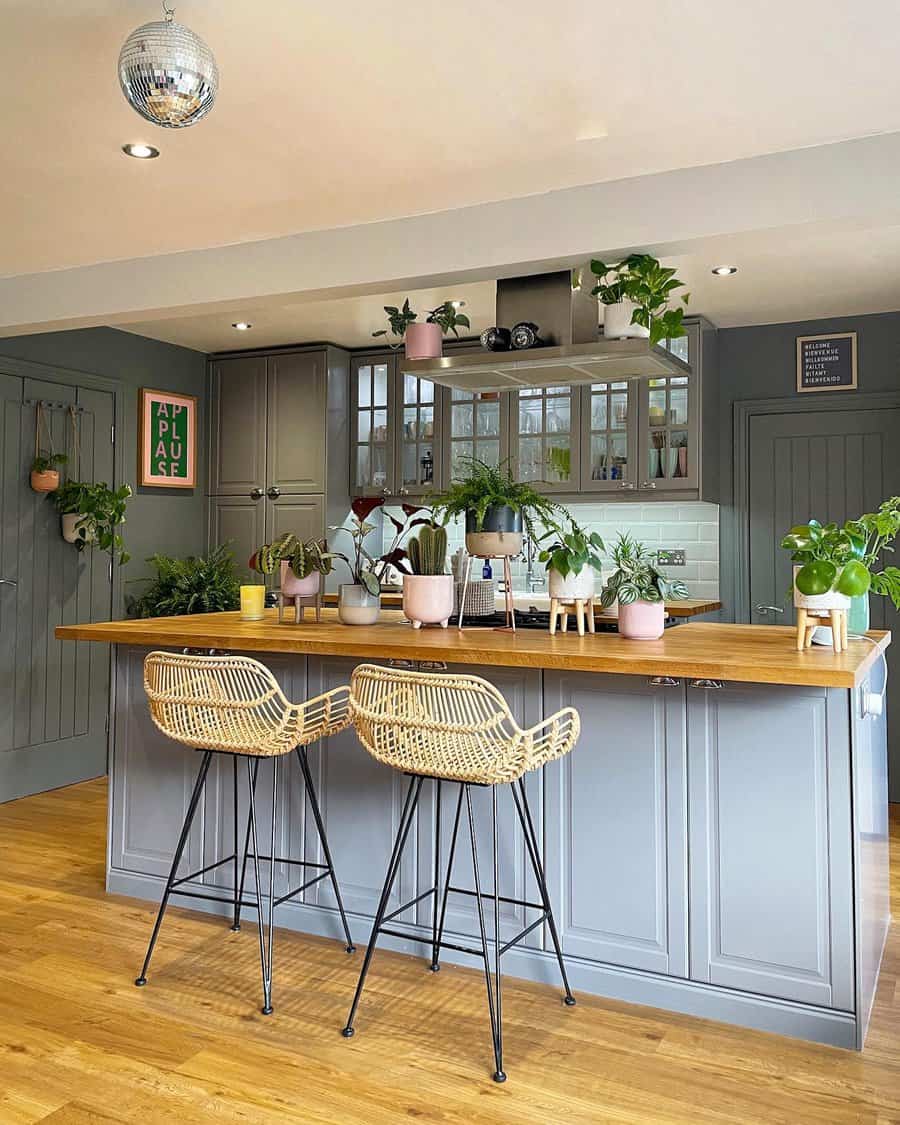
<box><xmin>520</xmin><ymin>707</ymin><xmax>581</xmax><ymax>770</ymax></box>
<box><xmin>293</xmin><ymin>684</ymin><xmax>353</xmax><ymax>746</ymax></box>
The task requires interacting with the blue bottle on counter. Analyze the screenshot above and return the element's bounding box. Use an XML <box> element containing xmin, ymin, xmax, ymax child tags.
<box><xmin>482</xmin><ymin>559</ymin><xmax>493</xmax><ymax>580</ymax></box>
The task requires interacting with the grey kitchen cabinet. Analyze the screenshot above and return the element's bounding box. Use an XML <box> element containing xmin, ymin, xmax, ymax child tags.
<box><xmin>687</xmin><ymin>680</ymin><xmax>854</xmax><ymax>1009</ymax></box>
<box><xmin>208</xmin><ymin>493</ymin><xmax>325</xmax><ymax>583</ymax></box>
<box><xmin>350</xmin><ymin>352</ymin><xmax>441</xmax><ymax>499</ymax></box>
<box><xmin>543</xmin><ymin>671</ymin><xmax>688</xmax><ymax>976</ymax></box>
<box><xmin>208</xmin><ymin>355</ymin><xmax>268</xmax><ymax>497</ymax></box>
<box><xmin>441</xmin><ymin>387</ymin><xmax>510</xmax><ymax>484</ymax></box>
<box><xmin>510</xmin><ymin>384</ymin><xmax>581</xmax><ymax>492</ymax></box>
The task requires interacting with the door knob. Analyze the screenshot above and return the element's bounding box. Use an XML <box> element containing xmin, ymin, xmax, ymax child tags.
<box><xmin>0</xmin><ymin>578</ymin><xmax>17</xmax><ymax>587</ymax></box>
<box><xmin>755</xmin><ymin>604</ymin><xmax>784</xmax><ymax>615</ymax></box>
<box><xmin>266</xmin><ymin>486</ymin><xmax>281</xmax><ymax>499</ymax></box>
<box><xmin>249</xmin><ymin>487</ymin><xmax>264</xmax><ymax>500</ymax></box>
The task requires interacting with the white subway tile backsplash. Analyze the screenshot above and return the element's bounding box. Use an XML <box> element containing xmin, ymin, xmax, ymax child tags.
<box><xmin>656</xmin><ymin>523</ymin><xmax>700</xmax><ymax>542</ymax></box>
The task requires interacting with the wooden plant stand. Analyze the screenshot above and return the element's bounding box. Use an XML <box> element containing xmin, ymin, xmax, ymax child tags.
<box><xmin>277</xmin><ymin>590</ymin><xmax>323</xmax><ymax>625</ymax></box>
<box><xmin>549</xmin><ymin>596</ymin><xmax>596</xmax><ymax>637</ymax></box>
<box><xmin>795</xmin><ymin>607</ymin><xmax>848</xmax><ymax>653</ymax></box>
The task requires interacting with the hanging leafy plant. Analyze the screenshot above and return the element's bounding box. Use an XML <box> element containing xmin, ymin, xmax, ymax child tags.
<box><xmin>54</xmin><ymin>479</ymin><xmax>133</xmax><ymax>565</ymax></box>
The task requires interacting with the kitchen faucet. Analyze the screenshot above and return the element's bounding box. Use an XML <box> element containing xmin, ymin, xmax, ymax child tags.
<box><xmin>523</xmin><ymin>534</ymin><xmax>544</xmax><ymax>594</ymax></box>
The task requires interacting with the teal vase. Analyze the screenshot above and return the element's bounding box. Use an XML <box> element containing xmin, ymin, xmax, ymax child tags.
<box><xmin>848</xmin><ymin>594</ymin><xmax>870</xmax><ymax>637</ymax></box>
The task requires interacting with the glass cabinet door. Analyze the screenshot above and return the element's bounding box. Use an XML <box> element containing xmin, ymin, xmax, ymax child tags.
<box><xmin>638</xmin><ymin>371</ymin><xmax>696</xmax><ymax>493</ymax></box>
<box><xmin>351</xmin><ymin>354</ymin><xmax>394</xmax><ymax>496</ymax></box>
<box><xmin>511</xmin><ymin>386</ymin><xmax>579</xmax><ymax>491</ymax></box>
<box><xmin>396</xmin><ymin>373</ymin><xmax>440</xmax><ymax>496</ymax></box>
<box><xmin>580</xmin><ymin>380</ymin><xmax>638</xmax><ymax>494</ymax></box>
<box><xmin>444</xmin><ymin>388</ymin><xmax>507</xmax><ymax>482</ymax></box>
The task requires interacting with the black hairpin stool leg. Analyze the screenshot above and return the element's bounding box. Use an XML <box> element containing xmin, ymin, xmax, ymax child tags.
<box><xmin>135</xmin><ymin>750</ymin><xmax>213</xmax><ymax>987</ymax></box>
<box><xmin>232</xmin><ymin>757</ymin><xmax>260</xmax><ymax>932</ymax></box>
<box><xmin>247</xmin><ymin>756</ymin><xmax>278</xmax><ymax>1014</ymax></box>
<box><xmin>431</xmin><ymin>782</ymin><xmax>464</xmax><ymax>972</ymax></box>
<box><xmin>342</xmin><ymin>775</ymin><xmax>423</xmax><ymax>1038</ymax></box>
<box><xmin>512</xmin><ymin>779</ymin><xmax>575</xmax><ymax>1006</ymax></box>
<box><xmin>296</xmin><ymin>746</ymin><xmax>355</xmax><ymax>953</ymax></box>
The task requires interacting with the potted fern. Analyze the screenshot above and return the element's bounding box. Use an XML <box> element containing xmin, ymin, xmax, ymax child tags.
<box><xmin>591</xmin><ymin>253</ymin><xmax>690</xmax><ymax>345</ymax></box>
<box><xmin>372</xmin><ymin>299</ymin><xmax>471</xmax><ymax>360</ymax></box>
<box><xmin>600</xmin><ymin>533</ymin><xmax>689</xmax><ymax>639</ymax></box>
<box><xmin>402</xmin><ymin>524</ymin><xmax>453</xmax><ymax>629</ymax></box>
<box><xmin>249</xmin><ymin>533</ymin><xmax>334</xmax><ymax>598</ymax></box>
<box><xmin>126</xmin><ymin>545</ymin><xmax>241</xmax><ymax>617</ymax></box>
<box><xmin>430</xmin><ymin>457</ymin><xmax>563</xmax><ymax>558</ymax></box>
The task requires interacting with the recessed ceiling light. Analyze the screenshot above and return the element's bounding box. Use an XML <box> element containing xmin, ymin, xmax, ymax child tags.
<box><xmin>450</xmin><ymin>300</ymin><xmax>467</xmax><ymax>309</ymax></box>
<box><xmin>232</xmin><ymin>322</ymin><xmax>252</xmax><ymax>331</ymax></box>
<box><xmin>122</xmin><ymin>142</ymin><xmax>159</xmax><ymax>159</ymax></box>
<box><xmin>711</xmin><ymin>265</ymin><xmax>738</xmax><ymax>276</ymax></box>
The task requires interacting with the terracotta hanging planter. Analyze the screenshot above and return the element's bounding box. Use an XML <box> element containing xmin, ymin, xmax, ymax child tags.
<box><xmin>30</xmin><ymin>469</ymin><xmax>60</xmax><ymax>493</ymax></box>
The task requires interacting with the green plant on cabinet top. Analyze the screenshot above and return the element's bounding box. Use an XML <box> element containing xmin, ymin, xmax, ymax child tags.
<box><xmin>372</xmin><ymin>299</ymin><xmax>471</xmax><ymax>343</ymax></box>
<box><xmin>590</xmin><ymin>253</ymin><xmax>690</xmax><ymax>346</ymax></box>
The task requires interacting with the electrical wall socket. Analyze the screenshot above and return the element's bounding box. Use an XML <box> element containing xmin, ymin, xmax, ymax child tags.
<box><xmin>658</xmin><ymin>549</ymin><xmax>686</xmax><ymax>566</ymax></box>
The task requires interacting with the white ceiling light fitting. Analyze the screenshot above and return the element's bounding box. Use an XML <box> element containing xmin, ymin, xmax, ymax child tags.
<box><xmin>232</xmin><ymin>322</ymin><xmax>252</xmax><ymax>331</ymax></box>
<box><xmin>122</xmin><ymin>143</ymin><xmax>160</xmax><ymax>159</ymax></box>
<box><xmin>711</xmin><ymin>265</ymin><xmax>738</xmax><ymax>276</ymax></box>
<box><xmin>118</xmin><ymin>3</ymin><xmax>219</xmax><ymax>129</ymax></box>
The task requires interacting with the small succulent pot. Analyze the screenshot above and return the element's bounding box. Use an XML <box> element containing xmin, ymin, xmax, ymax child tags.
<box><xmin>280</xmin><ymin>561</ymin><xmax>320</xmax><ymax>598</ymax></box>
<box><xmin>602</xmin><ymin>300</ymin><xmax>650</xmax><ymax>340</ymax></box>
<box><xmin>464</xmin><ymin>505</ymin><xmax>523</xmax><ymax>558</ymax></box>
<box><xmin>31</xmin><ymin>469</ymin><xmax>60</xmax><ymax>493</ymax></box>
<box><xmin>617</xmin><ymin>600</ymin><xmax>666</xmax><ymax>640</ymax></box>
<box><xmin>792</xmin><ymin>564</ymin><xmax>851</xmax><ymax>612</ymax></box>
<box><xmin>61</xmin><ymin>512</ymin><xmax>91</xmax><ymax>544</ymax></box>
<box><xmin>548</xmin><ymin>566</ymin><xmax>596</xmax><ymax>602</ymax></box>
<box><xmin>338</xmin><ymin>583</ymin><xmax>380</xmax><ymax>625</ymax></box>
<box><xmin>404</xmin><ymin>322</ymin><xmax>443</xmax><ymax>361</ymax></box>
<box><xmin>402</xmin><ymin>574</ymin><xmax>454</xmax><ymax>629</ymax></box>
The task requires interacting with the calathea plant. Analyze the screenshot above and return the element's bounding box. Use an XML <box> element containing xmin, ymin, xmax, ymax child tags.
<box><xmin>249</xmin><ymin>533</ymin><xmax>334</xmax><ymax>580</ymax></box>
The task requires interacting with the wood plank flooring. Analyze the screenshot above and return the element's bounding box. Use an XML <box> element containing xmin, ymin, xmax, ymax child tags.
<box><xmin>0</xmin><ymin>779</ymin><xmax>897</xmax><ymax>1124</ymax></box>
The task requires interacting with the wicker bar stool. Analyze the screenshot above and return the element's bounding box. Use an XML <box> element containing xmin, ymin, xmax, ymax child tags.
<box><xmin>341</xmin><ymin>663</ymin><xmax>580</xmax><ymax>1082</ymax></box>
<box><xmin>135</xmin><ymin>651</ymin><xmax>356</xmax><ymax>1014</ymax></box>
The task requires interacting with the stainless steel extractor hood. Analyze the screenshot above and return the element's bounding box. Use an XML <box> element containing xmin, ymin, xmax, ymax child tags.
<box><xmin>402</xmin><ymin>268</ymin><xmax>690</xmax><ymax>391</ymax></box>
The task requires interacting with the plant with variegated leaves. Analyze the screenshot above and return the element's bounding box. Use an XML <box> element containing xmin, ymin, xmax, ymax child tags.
<box><xmin>249</xmin><ymin>533</ymin><xmax>334</xmax><ymax>580</ymax></box>
<box><xmin>600</xmin><ymin>532</ymin><xmax>689</xmax><ymax>608</ymax></box>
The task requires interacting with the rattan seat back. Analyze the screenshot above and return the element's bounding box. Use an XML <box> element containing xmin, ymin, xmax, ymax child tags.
<box><xmin>144</xmin><ymin>651</ymin><xmax>351</xmax><ymax>756</ymax></box>
<box><xmin>350</xmin><ymin>663</ymin><xmax>579</xmax><ymax>785</ymax></box>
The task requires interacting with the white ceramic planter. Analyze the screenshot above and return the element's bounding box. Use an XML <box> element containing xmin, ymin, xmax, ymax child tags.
<box><xmin>617</xmin><ymin>600</ymin><xmax>666</xmax><ymax>640</ymax></box>
<box><xmin>792</xmin><ymin>564</ymin><xmax>850</xmax><ymax>612</ymax></box>
<box><xmin>61</xmin><ymin>512</ymin><xmax>91</xmax><ymax>544</ymax></box>
<box><xmin>603</xmin><ymin>300</ymin><xmax>650</xmax><ymax>340</ymax></box>
<box><xmin>548</xmin><ymin>567</ymin><xmax>596</xmax><ymax>601</ymax></box>
<box><xmin>404</xmin><ymin>322</ymin><xmax>443</xmax><ymax>360</ymax></box>
<box><xmin>280</xmin><ymin>561</ymin><xmax>320</xmax><ymax>598</ymax></box>
<box><xmin>402</xmin><ymin>574</ymin><xmax>454</xmax><ymax>629</ymax></box>
<box><xmin>338</xmin><ymin>583</ymin><xmax>380</xmax><ymax>625</ymax></box>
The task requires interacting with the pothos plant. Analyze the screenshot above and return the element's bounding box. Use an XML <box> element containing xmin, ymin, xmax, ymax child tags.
<box><xmin>372</xmin><ymin>299</ymin><xmax>470</xmax><ymax>344</ymax></box>
<box><xmin>53</xmin><ymin>479</ymin><xmax>132</xmax><ymax>565</ymax></box>
<box><xmin>600</xmin><ymin>533</ymin><xmax>689</xmax><ymax>608</ymax></box>
<box><xmin>329</xmin><ymin>498</ymin><xmax>431</xmax><ymax>596</ymax></box>
<box><xmin>538</xmin><ymin>518</ymin><xmax>604</xmax><ymax>578</ymax></box>
<box><xmin>590</xmin><ymin>253</ymin><xmax>690</xmax><ymax>346</ymax></box>
<box><xmin>781</xmin><ymin>497</ymin><xmax>900</xmax><ymax>607</ymax></box>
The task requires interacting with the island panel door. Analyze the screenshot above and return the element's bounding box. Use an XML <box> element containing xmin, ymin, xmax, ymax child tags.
<box><xmin>687</xmin><ymin>680</ymin><xmax>854</xmax><ymax>1010</ymax></box>
<box><xmin>543</xmin><ymin>671</ymin><xmax>688</xmax><ymax>977</ymax></box>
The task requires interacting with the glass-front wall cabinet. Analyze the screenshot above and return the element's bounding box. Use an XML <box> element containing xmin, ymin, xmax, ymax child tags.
<box><xmin>445</xmin><ymin>389</ymin><xmax>506</xmax><ymax>482</ymax></box>
<box><xmin>511</xmin><ymin>385</ymin><xmax>579</xmax><ymax>491</ymax></box>
<box><xmin>581</xmin><ymin>380</ymin><xmax>636</xmax><ymax>494</ymax></box>
<box><xmin>399</xmin><ymin>373</ymin><xmax>438</xmax><ymax>495</ymax></box>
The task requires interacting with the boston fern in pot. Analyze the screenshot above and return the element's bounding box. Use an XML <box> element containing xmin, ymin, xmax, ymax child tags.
<box><xmin>430</xmin><ymin>457</ymin><xmax>564</xmax><ymax>558</ymax></box>
<box><xmin>126</xmin><ymin>544</ymin><xmax>241</xmax><ymax>617</ymax></box>
<box><xmin>601</xmin><ymin>533</ymin><xmax>689</xmax><ymax>640</ymax></box>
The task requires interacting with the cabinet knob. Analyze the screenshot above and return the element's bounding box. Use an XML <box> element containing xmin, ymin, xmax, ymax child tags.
<box><xmin>381</xmin><ymin>486</ymin><xmax>391</xmax><ymax>497</ymax></box>
<box><xmin>249</xmin><ymin>487</ymin><xmax>264</xmax><ymax>500</ymax></box>
<box><xmin>689</xmin><ymin>678</ymin><xmax>725</xmax><ymax>690</ymax></box>
<box><xmin>399</xmin><ymin>487</ymin><xmax>409</xmax><ymax>497</ymax></box>
<box><xmin>649</xmin><ymin>676</ymin><xmax>680</xmax><ymax>686</ymax></box>
<box><xmin>640</xmin><ymin>481</ymin><xmax>658</xmax><ymax>490</ymax></box>
<box><xmin>387</xmin><ymin>658</ymin><xmax>416</xmax><ymax>670</ymax></box>
<box><xmin>755</xmin><ymin>604</ymin><xmax>784</xmax><ymax>615</ymax></box>
<box><xmin>618</xmin><ymin>481</ymin><xmax>636</xmax><ymax>490</ymax></box>
<box><xmin>267</xmin><ymin>486</ymin><xmax>281</xmax><ymax>499</ymax></box>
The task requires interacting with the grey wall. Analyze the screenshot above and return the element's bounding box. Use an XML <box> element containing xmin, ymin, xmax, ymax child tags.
<box><xmin>0</xmin><ymin>327</ymin><xmax>207</xmax><ymax>588</ymax></box>
<box><xmin>717</xmin><ymin>310</ymin><xmax>900</xmax><ymax>618</ymax></box>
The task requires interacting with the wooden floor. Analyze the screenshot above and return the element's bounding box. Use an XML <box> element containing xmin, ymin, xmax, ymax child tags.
<box><xmin>0</xmin><ymin>783</ymin><xmax>897</xmax><ymax>1125</ymax></box>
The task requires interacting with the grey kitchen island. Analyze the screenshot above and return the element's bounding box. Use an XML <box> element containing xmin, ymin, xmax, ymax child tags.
<box><xmin>57</xmin><ymin>611</ymin><xmax>891</xmax><ymax>1050</ymax></box>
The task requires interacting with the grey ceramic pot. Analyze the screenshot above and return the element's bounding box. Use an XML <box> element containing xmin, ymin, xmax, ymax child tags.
<box><xmin>465</xmin><ymin>505</ymin><xmax>524</xmax><ymax>558</ymax></box>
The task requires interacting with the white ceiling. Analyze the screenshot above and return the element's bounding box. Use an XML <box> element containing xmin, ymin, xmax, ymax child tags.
<box><xmin>3</xmin><ymin>0</ymin><xmax>900</xmax><ymax>279</ymax></box>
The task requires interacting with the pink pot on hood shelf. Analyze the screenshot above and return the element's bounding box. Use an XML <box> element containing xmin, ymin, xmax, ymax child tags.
<box><xmin>404</xmin><ymin>322</ymin><xmax>443</xmax><ymax>360</ymax></box>
<box><xmin>617</xmin><ymin>599</ymin><xmax>666</xmax><ymax>640</ymax></box>
<box><xmin>280</xmin><ymin>561</ymin><xmax>321</xmax><ymax>598</ymax></box>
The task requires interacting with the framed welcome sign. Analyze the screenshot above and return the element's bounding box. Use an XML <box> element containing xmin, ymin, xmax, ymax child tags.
<box><xmin>138</xmin><ymin>388</ymin><xmax>197</xmax><ymax>488</ymax></box>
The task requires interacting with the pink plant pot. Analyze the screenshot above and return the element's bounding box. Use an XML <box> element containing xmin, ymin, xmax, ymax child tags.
<box><xmin>617</xmin><ymin>600</ymin><xmax>666</xmax><ymax>640</ymax></box>
<box><xmin>280</xmin><ymin>561</ymin><xmax>320</xmax><ymax>598</ymax></box>
<box><xmin>405</xmin><ymin>322</ymin><xmax>443</xmax><ymax>360</ymax></box>
<box><xmin>402</xmin><ymin>574</ymin><xmax>454</xmax><ymax>628</ymax></box>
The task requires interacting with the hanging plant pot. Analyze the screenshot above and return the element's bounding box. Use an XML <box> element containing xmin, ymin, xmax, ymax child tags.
<box><xmin>404</xmin><ymin>322</ymin><xmax>443</xmax><ymax>361</ymax></box>
<box><xmin>61</xmin><ymin>513</ymin><xmax>93</xmax><ymax>545</ymax></box>
<box><xmin>30</xmin><ymin>469</ymin><xmax>60</xmax><ymax>493</ymax></box>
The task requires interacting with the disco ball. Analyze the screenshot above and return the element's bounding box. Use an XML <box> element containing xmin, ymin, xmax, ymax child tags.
<box><xmin>118</xmin><ymin>14</ymin><xmax>219</xmax><ymax>129</ymax></box>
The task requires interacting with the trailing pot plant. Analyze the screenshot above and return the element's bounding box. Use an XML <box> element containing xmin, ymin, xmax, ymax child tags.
<box><xmin>539</xmin><ymin>519</ymin><xmax>605</xmax><ymax>601</ymax></box>
<box><xmin>54</xmin><ymin>479</ymin><xmax>132</xmax><ymax>565</ymax></box>
<box><xmin>430</xmin><ymin>456</ymin><xmax>565</xmax><ymax>557</ymax></box>
<box><xmin>372</xmin><ymin>299</ymin><xmax>471</xmax><ymax>360</ymax></box>
<box><xmin>403</xmin><ymin>523</ymin><xmax>454</xmax><ymax>629</ymax></box>
<box><xmin>600</xmin><ymin>533</ymin><xmax>689</xmax><ymax>640</ymax></box>
<box><xmin>590</xmin><ymin>253</ymin><xmax>690</xmax><ymax>346</ymax></box>
<box><xmin>30</xmin><ymin>451</ymin><xmax>67</xmax><ymax>493</ymax></box>
<box><xmin>249</xmin><ymin>533</ymin><xmax>334</xmax><ymax>597</ymax></box>
<box><xmin>126</xmin><ymin>544</ymin><xmax>241</xmax><ymax>617</ymax></box>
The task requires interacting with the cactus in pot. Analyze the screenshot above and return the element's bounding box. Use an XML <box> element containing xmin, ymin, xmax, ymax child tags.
<box><xmin>403</xmin><ymin>523</ymin><xmax>454</xmax><ymax>629</ymax></box>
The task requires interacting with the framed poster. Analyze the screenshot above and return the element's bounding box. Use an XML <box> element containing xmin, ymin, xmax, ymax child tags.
<box><xmin>796</xmin><ymin>332</ymin><xmax>857</xmax><ymax>393</ymax></box>
<box><xmin>138</xmin><ymin>388</ymin><xmax>197</xmax><ymax>488</ymax></box>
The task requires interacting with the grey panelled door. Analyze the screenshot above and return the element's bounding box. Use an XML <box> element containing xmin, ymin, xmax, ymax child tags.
<box><xmin>747</xmin><ymin>407</ymin><xmax>900</xmax><ymax>798</ymax></box>
<box><xmin>0</xmin><ymin>374</ymin><xmax>114</xmax><ymax>802</ymax></box>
